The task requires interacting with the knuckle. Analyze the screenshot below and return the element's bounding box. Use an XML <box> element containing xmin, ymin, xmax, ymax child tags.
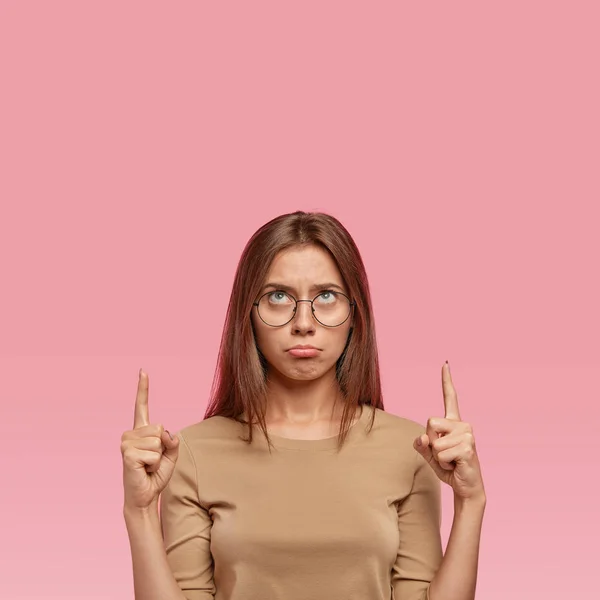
<box><xmin>123</xmin><ymin>453</ymin><xmax>136</xmax><ymax>468</ymax></box>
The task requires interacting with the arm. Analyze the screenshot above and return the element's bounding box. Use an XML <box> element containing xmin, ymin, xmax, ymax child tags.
<box><xmin>392</xmin><ymin>450</ymin><xmax>444</xmax><ymax>600</ymax></box>
<box><xmin>428</xmin><ymin>494</ymin><xmax>486</xmax><ymax>600</ymax></box>
<box><xmin>159</xmin><ymin>431</ymin><xmax>216</xmax><ymax>600</ymax></box>
<box><xmin>124</xmin><ymin>431</ymin><xmax>216</xmax><ymax>600</ymax></box>
<box><xmin>124</xmin><ymin>501</ymin><xmax>188</xmax><ymax>600</ymax></box>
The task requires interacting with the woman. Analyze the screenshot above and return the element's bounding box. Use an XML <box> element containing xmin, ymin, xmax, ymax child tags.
<box><xmin>121</xmin><ymin>211</ymin><xmax>486</xmax><ymax>600</ymax></box>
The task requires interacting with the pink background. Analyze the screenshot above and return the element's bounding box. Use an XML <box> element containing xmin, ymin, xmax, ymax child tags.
<box><xmin>1</xmin><ymin>1</ymin><xmax>598</xmax><ymax>598</ymax></box>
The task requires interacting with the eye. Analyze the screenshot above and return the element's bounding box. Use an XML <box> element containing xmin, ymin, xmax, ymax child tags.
<box><xmin>315</xmin><ymin>290</ymin><xmax>338</xmax><ymax>304</ymax></box>
<box><xmin>268</xmin><ymin>291</ymin><xmax>293</xmax><ymax>304</ymax></box>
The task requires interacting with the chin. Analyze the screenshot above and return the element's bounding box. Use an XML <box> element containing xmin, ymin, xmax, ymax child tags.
<box><xmin>278</xmin><ymin>360</ymin><xmax>338</xmax><ymax>382</ymax></box>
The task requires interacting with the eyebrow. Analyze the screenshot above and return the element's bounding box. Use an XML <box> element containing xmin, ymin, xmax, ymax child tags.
<box><xmin>260</xmin><ymin>282</ymin><xmax>346</xmax><ymax>294</ymax></box>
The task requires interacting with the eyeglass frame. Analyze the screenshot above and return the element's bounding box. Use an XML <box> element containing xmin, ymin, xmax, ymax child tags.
<box><xmin>252</xmin><ymin>289</ymin><xmax>356</xmax><ymax>328</ymax></box>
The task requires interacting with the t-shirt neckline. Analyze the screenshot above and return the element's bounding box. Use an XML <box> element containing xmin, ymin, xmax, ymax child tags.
<box><xmin>255</xmin><ymin>404</ymin><xmax>372</xmax><ymax>451</ymax></box>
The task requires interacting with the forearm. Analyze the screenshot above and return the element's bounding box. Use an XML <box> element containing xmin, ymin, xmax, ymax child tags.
<box><xmin>428</xmin><ymin>494</ymin><xmax>486</xmax><ymax>600</ymax></box>
<box><xmin>124</xmin><ymin>501</ymin><xmax>187</xmax><ymax>600</ymax></box>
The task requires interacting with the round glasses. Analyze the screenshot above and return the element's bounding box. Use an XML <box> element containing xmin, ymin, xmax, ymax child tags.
<box><xmin>253</xmin><ymin>289</ymin><xmax>355</xmax><ymax>328</ymax></box>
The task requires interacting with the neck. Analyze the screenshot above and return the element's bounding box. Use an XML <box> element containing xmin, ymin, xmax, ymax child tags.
<box><xmin>264</xmin><ymin>368</ymin><xmax>345</xmax><ymax>425</ymax></box>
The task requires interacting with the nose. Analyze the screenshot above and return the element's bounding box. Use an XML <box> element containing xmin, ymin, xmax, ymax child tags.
<box><xmin>292</xmin><ymin>299</ymin><xmax>316</xmax><ymax>333</ymax></box>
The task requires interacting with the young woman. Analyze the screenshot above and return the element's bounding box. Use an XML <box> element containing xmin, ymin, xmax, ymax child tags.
<box><xmin>121</xmin><ymin>211</ymin><xmax>486</xmax><ymax>600</ymax></box>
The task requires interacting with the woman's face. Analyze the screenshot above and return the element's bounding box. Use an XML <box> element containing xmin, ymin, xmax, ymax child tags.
<box><xmin>251</xmin><ymin>245</ymin><xmax>353</xmax><ymax>383</ymax></box>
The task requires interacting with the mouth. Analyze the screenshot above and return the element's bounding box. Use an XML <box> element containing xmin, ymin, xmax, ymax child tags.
<box><xmin>286</xmin><ymin>345</ymin><xmax>321</xmax><ymax>358</ymax></box>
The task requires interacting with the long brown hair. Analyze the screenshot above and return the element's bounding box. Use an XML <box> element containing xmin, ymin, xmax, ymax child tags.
<box><xmin>203</xmin><ymin>210</ymin><xmax>384</xmax><ymax>450</ymax></box>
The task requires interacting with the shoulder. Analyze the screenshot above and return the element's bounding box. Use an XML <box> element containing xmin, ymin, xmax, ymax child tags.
<box><xmin>362</xmin><ymin>406</ymin><xmax>428</xmax><ymax>456</ymax></box>
<box><xmin>368</xmin><ymin>407</ymin><xmax>439</xmax><ymax>486</ymax></box>
<box><xmin>368</xmin><ymin>405</ymin><xmax>426</xmax><ymax>438</ymax></box>
<box><xmin>176</xmin><ymin>415</ymin><xmax>246</xmax><ymax>449</ymax></box>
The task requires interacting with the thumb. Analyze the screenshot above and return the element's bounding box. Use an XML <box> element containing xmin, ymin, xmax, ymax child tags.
<box><xmin>414</xmin><ymin>433</ymin><xmax>434</xmax><ymax>462</ymax></box>
<box><xmin>414</xmin><ymin>433</ymin><xmax>448</xmax><ymax>472</ymax></box>
<box><xmin>413</xmin><ymin>433</ymin><xmax>453</xmax><ymax>483</ymax></box>
<box><xmin>162</xmin><ymin>430</ymin><xmax>180</xmax><ymax>462</ymax></box>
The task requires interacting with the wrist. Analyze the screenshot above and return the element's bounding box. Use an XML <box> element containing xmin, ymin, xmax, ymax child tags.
<box><xmin>454</xmin><ymin>491</ymin><xmax>486</xmax><ymax>511</ymax></box>
<box><xmin>123</xmin><ymin>499</ymin><xmax>159</xmax><ymax>520</ymax></box>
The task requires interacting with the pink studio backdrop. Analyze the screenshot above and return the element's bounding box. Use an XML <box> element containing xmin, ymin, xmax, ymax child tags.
<box><xmin>1</xmin><ymin>2</ymin><xmax>598</xmax><ymax>599</ymax></box>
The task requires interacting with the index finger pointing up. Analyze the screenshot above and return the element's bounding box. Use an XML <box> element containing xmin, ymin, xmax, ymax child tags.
<box><xmin>442</xmin><ymin>362</ymin><xmax>461</xmax><ymax>421</ymax></box>
<box><xmin>134</xmin><ymin>368</ymin><xmax>150</xmax><ymax>429</ymax></box>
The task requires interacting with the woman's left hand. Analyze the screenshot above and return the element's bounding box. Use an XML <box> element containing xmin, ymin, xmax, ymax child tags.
<box><xmin>413</xmin><ymin>362</ymin><xmax>486</xmax><ymax>502</ymax></box>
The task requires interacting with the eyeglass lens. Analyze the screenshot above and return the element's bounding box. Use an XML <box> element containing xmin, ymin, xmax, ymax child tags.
<box><xmin>257</xmin><ymin>291</ymin><xmax>351</xmax><ymax>327</ymax></box>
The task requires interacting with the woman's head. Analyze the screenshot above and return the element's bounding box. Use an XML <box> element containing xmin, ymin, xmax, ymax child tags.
<box><xmin>251</xmin><ymin>243</ymin><xmax>354</xmax><ymax>387</ymax></box>
<box><xmin>204</xmin><ymin>211</ymin><xmax>383</xmax><ymax>448</ymax></box>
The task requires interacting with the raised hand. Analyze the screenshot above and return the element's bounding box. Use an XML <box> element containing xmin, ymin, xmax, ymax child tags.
<box><xmin>413</xmin><ymin>362</ymin><xmax>486</xmax><ymax>501</ymax></box>
<box><xmin>120</xmin><ymin>369</ymin><xmax>180</xmax><ymax>510</ymax></box>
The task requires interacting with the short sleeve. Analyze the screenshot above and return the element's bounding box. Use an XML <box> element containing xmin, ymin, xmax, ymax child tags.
<box><xmin>391</xmin><ymin>446</ymin><xmax>444</xmax><ymax>600</ymax></box>
<box><xmin>159</xmin><ymin>431</ymin><xmax>216</xmax><ymax>600</ymax></box>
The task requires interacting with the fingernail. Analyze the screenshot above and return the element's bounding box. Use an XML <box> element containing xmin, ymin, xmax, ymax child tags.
<box><xmin>166</xmin><ymin>430</ymin><xmax>173</xmax><ymax>440</ymax></box>
<box><xmin>416</xmin><ymin>436</ymin><xmax>422</xmax><ymax>446</ymax></box>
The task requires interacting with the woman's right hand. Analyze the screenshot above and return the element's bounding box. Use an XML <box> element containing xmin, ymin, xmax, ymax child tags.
<box><xmin>121</xmin><ymin>369</ymin><xmax>180</xmax><ymax>511</ymax></box>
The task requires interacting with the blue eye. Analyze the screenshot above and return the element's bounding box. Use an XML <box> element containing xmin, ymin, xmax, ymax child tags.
<box><xmin>268</xmin><ymin>291</ymin><xmax>292</xmax><ymax>304</ymax></box>
<box><xmin>315</xmin><ymin>291</ymin><xmax>337</xmax><ymax>304</ymax></box>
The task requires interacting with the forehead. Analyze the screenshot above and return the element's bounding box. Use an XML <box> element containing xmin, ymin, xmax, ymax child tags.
<box><xmin>266</xmin><ymin>245</ymin><xmax>343</xmax><ymax>283</ymax></box>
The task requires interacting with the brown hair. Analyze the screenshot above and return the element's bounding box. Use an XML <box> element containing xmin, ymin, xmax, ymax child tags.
<box><xmin>203</xmin><ymin>210</ymin><xmax>384</xmax><ymax>450</ymax></box>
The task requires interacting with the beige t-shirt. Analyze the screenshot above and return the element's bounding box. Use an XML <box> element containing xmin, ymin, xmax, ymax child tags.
<box><xmin>159</xmin><ymin>404</ymin><xmax>443</xmax><ymax>600</ymax></box>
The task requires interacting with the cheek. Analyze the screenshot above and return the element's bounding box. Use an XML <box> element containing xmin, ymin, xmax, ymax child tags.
<box><xmin>334</xmin><ymin>325</ymin><xmax>352</xmax><ymax>346</ymax></box>
<box><xmin>321</xmin><ymin>329</ymin><xmax>352</xmax><ymax>361</ymax></box>
<box><xmin>251</xmin><ymin>320</ymin><xmax>276</xmax><ymax>355</ymax></box>
<box><xmin>330</xmin><ymin>329</ymin><xmax>353</xmax><ymax>362</ymax></box>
